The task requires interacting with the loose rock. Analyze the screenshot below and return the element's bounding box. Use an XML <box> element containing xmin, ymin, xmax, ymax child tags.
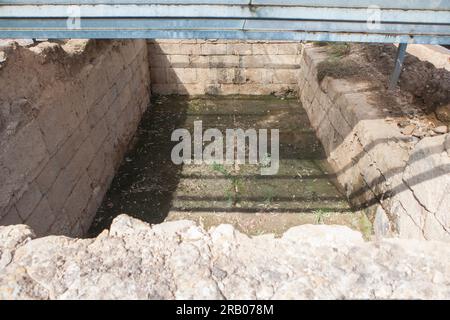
<box><xmin>434</xmin><ymin>126</ymin><xmax>448</xmax><ymax>134</ymax></box>
<box><xmin>436</xmin><ymin>104</ymin><xmax>450</xmax><ymax>124</ymax></box>
<box><xmin>402</xmin><ymin>124</ymin><xmax>416</xmax><ymax>135</ymax></box>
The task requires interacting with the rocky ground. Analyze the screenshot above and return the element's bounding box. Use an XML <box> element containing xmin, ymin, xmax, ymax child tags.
<box><xmin>0</xmin><ymin>214</ymin><xmax>449</xmax><ymax>299</ymax></box>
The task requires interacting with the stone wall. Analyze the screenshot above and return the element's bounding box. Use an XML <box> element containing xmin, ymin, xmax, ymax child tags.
<box><xmin>0</xmin><ymin>40</ymin><xmax>151</xmax><ymax>237</ymax></box>
<box><xmin>2</xmin><ymin>38</ymin><xmax>448</xmax><ymax>243</ymax></box>
<box><xmin>298</xmin><ymin>44</ymin><xmax>450</xmax><ymax>242</ymax></box>
<box><xmin>148</xmin><ymin>40</ymin><xmax>301</xmax><ymax>95</ymax></box>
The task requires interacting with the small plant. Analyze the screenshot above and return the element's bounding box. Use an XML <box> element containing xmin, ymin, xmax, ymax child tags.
<box><xmin>212</xmin><ymin>162</ymin><xmax>230</xmax><ymax>177</ymax></box>
<box><xmin>312</xmin><ymin>41</ymin><xmax>330</xmax><ymax>47</ymax></box>
<box><xmin>224</xmin><ymin>189</ymin><xmax>234</xmax><ymax>207</ymax></box>
<box><xmin>211</xmin><ymin>162</ymin><xmax>242</xmax><ymax>205</ymax></box>
<box><xmin>263</xmin><ymin>187</ymin><xmax>275</xmax><ymax>204</ymax></box>
<box><xmin>328</xmin><ymin>43</ymin><xmax>351</xmax><ymax>58</ymax></box>
<box><xmin>259</xmin><ymin>153</ymin><xmax>272</xmax><ymax>168</ymax></box>
<box><xmin>312</xmin><ymin>42</ymin><xmax>351</xmax><ymax>57</ymax></box>
<box><xmin>314</xmin><ymin>209</ymin><xmax>330</xmax><ymax>225</ymax></box>
<box><xmin>358</xmin><ymin>213</ymin><xmax>373</xmax><ymax>240</ymax></box>
<box><xmin>317</xmin><ymin>58</ymin><xmax>359</xmax><ymax>82</ymax></box>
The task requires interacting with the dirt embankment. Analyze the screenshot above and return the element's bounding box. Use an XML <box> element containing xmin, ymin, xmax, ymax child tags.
<box><xmin>363</xmin><ymin>44</ymin><xmax>450</xmax><ymax>113</ymax></box>
<box><xmin>316</xmin><ymin>43</ymin><xmax>450</xmax><ymax>138</ymax></box>
<box><xmin>0</xmin><ymin>39</ymin><xmax>123</xmax><ymax>142</ymax></box>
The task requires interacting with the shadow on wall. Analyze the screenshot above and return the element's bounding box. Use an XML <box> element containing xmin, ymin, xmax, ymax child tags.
<box><xmin>87</xmin><ymin>97</ymin><xmax>189</xmax><ymax>236</ymax></box>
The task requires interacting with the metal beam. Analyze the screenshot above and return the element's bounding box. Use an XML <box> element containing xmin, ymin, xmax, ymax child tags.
<box><xmin>0</xmin><ymin>2</ymin><xmax>449</xmax><ymax>43</ymax></box>
<box><xmin>2</xmin><ymin>5</ymin><xmax>449</xmax><ymax>24</ymax></box>
<box><xmin>389</xmin><ymin>43</ymin><xmax>408</xmax><ymax>90</ymax></box>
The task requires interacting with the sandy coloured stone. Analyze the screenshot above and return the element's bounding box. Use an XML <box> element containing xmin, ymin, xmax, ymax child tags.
<box><xmin>0</xmin><ymin>215</ymin><xmax>449</xmax><ymax>300</ymax></box>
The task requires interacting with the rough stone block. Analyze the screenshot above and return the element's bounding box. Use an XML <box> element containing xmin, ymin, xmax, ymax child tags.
<box><xmin>168</xmin><ymin>55</ymin><xmax>190</xmax><ymax>68</ymax></box>
<box><xmin>242</xmin><ymin>68</ymin><xmax>263</xmax><ymax>83</ymax></box>
<box><xmin>252</xmin><ymin>43</ymin><xmax>278</xmax><ymax>55</ymax></box>
<box><xmin>149</xmin><ymin>54</ymin><xmax>169</xmax><ymax>68</ymax></box>
<box><xmin>227</xmin><ymin>43</ymin><xmax>252</xmax><ymax>55</ymax></box>
<box><xmin>177</xmin><ymin>84</ymin><xmax>206</xmax><ymax>96</ymax></box>
<box><xmin>35</xmin><ymin>156</ymin><xmax>62</xmax><ymax>195</ymax></box>
<box><xmin>83</xmin><ymin>59</ymin><xmax>112</xmax><ymax>107</ymax></box>
<box><xmin>276</xmin><ymin>43</ymin><xmax>302</xmax><ymax>55</ymax></box>
<box><xmin>189</xmin><ymin>55</ymin><xmax>209</xmax><ymax>68</ymax></box>
<box><xmin>241</xmin><ymin>55</ymin><xmax>267</xmax><ymax>68</ymax></box>
<box><xmin>104</xmin><ymin>49</ymin><xmax>126</xmax><ymax>81</ymax></box>
<box><xmin>89</xmin><ymin>118</ymin><xmax>108</xmax><ymax>152</ymax></box>
<box><xmin>152</xmin><ymin>84</ymin><xmax>178</xmax><ymax>95</ymax></box>
<box><xmin>54</xmin><ymin>120</ymin><xmax>90</xmax><ymax>170</ymax></box>
<box><xmin>47</xmin><ymin>137</ymin><xmax>95</xmax><ymax>212</ymax></box>
<box><xmin>25</xmin><ymin>196</ymin><xmax>55</xmax><ymax>236</ymax></box>
<box><xmin>208</xmin><ymin>55</ymin><xmax>240</xmax><ymax>68</ymax></box>
<box><xmin>14</xmin><ymin>182</ymin><xmax>42</xmax><ymax>221</ymax></box>
<box><xmin>201</xmin><ymin>43</ymin><xmax>227</xmax><ymax>55</ymax></box>
<box><xmin>114</xmin><ymin>65</ymin><xmax>133</xmax><ymax>94</ymax></box>
<box><xmin>62</xmin><ymin>173</ymin><xmax>93</xmax><ymax>226</ymax></box>
<box><xmin>119</xmin><ymin>40</ymin><xmax>141</xmax><ymax>65</ymax></box>
<box><xmin>37</xmin><ymin>102</ymin><xmax>79</xmax><ymax>155</ymax></box>
<box><xmin>272</xmin><ymin>69</ymin><xmax>299</xmax><ymax>84</ymax></box>
<box><xmin>0</xmin><ymin>122</ymin><xmax>49</xmax><ymax>182</ymax></box>
<box><xmin>150</xmin><ymin>42</ymin><xmax>182</xmax><ymax>55</ymax></box>
<box><xmin>198</xmin><ymin>68</ymin><xmax>236</xmax><ymax>85</ymax></box>
<box><xmin>217</xmin><ymin>84</ymin><xmax>240</xmax><ymax>95</ymax></box>
<box><xmin>168</xmin><ymin>68</ymin><xmax>198</xmax><ymax>84</ymax></box>
<box><xmin>150</xmin><ymin>68</ymin><xmax>167</xmax><ymax>84</ymax></box>
<box><xmin>0</xmin><ymin>205</ymin><xmax>23</xmax><ymax>226</ymax></box>
<box><xmin>266</xmin><ymin>55</ymin><xmax>300</xmax><ymax>69</ymax></box>
<box><xmin>87</xmin><ymin>86</ymin><xmax>118</xmax><ymax>129</ymax></box>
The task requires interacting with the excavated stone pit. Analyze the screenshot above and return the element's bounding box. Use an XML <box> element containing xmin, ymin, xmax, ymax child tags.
<box><xmin>0</xmin><ymin>39</ymin><xmax>449</xmax><ymax>299</ymax></box>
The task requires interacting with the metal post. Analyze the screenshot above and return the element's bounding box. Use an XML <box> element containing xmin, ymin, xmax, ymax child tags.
<box><xmin>388</xmin><ymin>43</ymin><xmax>408</xmax><ymax>90</ymax></box>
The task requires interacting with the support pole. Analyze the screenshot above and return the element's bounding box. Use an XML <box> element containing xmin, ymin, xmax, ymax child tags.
<box><xmin>388</xmin><ymin>43</ymin><xmax>408</xmax><ymax>91</ymax></box>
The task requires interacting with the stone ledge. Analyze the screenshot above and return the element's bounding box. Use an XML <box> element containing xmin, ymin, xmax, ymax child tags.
<box><xmin>0</xmin><ymin>214</ymin><xmax>449</xmax><ymax>300</ymax></box>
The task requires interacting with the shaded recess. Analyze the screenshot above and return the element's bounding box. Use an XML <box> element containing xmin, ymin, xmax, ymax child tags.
<box><xmin>89</xmin><ymin>96</ymin><xmax>364</xmax><ymax>237</ymax></box>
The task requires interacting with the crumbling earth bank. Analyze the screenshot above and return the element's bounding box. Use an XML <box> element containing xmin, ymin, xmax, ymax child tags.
<box><xmin>0</xmin><ymin>215</ymin><xmax>449</xmax><ymax>300</ymax></box>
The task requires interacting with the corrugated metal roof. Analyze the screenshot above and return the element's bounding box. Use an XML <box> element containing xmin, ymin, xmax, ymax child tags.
<box><xmin>0</xmin><ymin>0</ymin><xmax>449</xmax><ymax>43</ymax></box>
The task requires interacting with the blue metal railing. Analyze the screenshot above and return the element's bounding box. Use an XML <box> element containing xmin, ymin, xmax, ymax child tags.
<box><xmin>0</xmin><ymin>1</ymin><xmax>449</xmax><ymax>87</ymax></box>
<box><xmin>0</xmin><ymin>1</ymin><xmax>448</xmax><ymax>43</ymax></box>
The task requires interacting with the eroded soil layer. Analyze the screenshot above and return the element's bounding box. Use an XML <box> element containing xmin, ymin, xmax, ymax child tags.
<box><xmin>89</xmin><ymin>96</ymin><xmax>366</xmax><ymax>237</ymax></box>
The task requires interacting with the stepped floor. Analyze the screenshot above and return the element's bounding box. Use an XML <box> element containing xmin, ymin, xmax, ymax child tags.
<box><xmin>89</xmin><ymin>96</ymin><xmax>368</xmax><ymax>237</ymax></box>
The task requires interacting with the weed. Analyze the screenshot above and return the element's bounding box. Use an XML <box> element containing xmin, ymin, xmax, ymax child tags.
<box><xmin>263</xmin><ymin>187</ymin><xmax>275</xmax><ymax>204</ymax></box>
<box><xmin>358</xmin><ymin>213</ymin><xmax>373</xmax><ymax>240</ymax></box>
<box><xmin>328</xmin><ymin>43</ymin><xmax>351</xmax><ymax>58</ymax></box>
<box><xmin>312</xmin><ymin>42</ymin><xmax>351</xmax><ymax>57</ymax></box>
<box><xmin>212</xmin><ymin>163</ymin><xmax>230</xmax><ymax>177</ymax></box>
<box><xmin>211</xmin><ymin>162</ymin><xmax>242</xmax><ymax>205</ymax></box>
<box><xmin>314</xmin><ymin>209</ymin><xmax>330</xmax><ymax>224</ymax></box>
<box><xmin>259</xmin><ymin>153</ymin><xmax>272</xmax><ymax>168</ymax></box>
<box><xmin>317</xmin><ymin>58</ymin><xmax>359</xmax><ymax>82</ymax></box>
<box><xmin>312</xmin><ymin>42</ymin><xmax>330</xmax><ymax>47</ymax></box>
